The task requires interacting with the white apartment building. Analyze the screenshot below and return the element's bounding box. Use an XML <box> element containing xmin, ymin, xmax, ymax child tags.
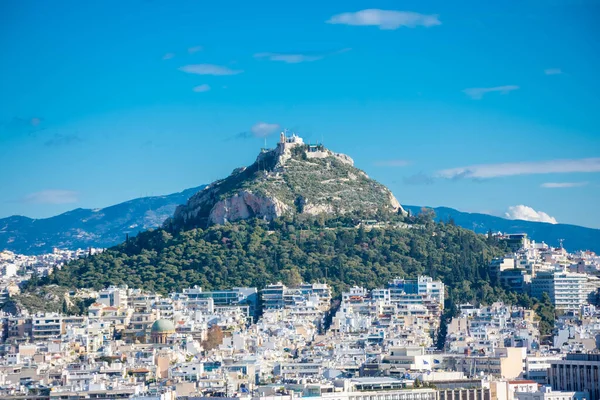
<box><xmin>531</xmin><ymin>271</ymin><xmax>589</xmax><ymax>311</ymax></box>
<box><xmin>98</xmin><ymin>286</ymin><xmax>128</xmax><ymax>308</ymax></box>
<box><xmin>31</xmin><ymin>313</ymin><xmax>63</xmax><ymax>340</ymax></box>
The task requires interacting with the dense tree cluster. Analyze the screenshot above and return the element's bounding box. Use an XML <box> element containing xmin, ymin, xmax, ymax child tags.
<box><xmin>45</xmin><ymin>213</ymin><xmax>509</xmax><ymax>306</ymax></box>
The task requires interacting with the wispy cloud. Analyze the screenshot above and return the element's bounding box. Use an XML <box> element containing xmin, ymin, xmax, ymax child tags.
<box><xmin>544</xmin><ymin>68</ymin><xmax>562</xmax><ymax>75</ymax></box>
<box><xmin>541</xmin><ymin>181</ymin><xmax>588</xmax><ymax>188</ymax></box>
<box><xmin>374</xmin><ymin>160</ymin><xmax>410</xmax><ymax>167</ymax></box>
<box><xmin>162</xmin><ymin>53</ymin><xmax>175</xmax><ymax>60</ymax></box>
<box><xmin>226</xmin><ymin>122</ymin><xmax>281</xmax><ymax>141</ymax></box>
<box><xmin>505</xmin><ymin>205</ymin><xmax>557</xmax><ymax>224</ymax></box>
<box><xmin>192</xmin><ymin>84</ymin><xmax>211</xmax><ymax>92</ymax></box>
<box><xmin>437</xmin><ymin>157</ymin><xmax>600</xmax><ymax>180</ymax></box>
<box><xmin>327</xmin><ymin>9</ymin><xmax>441</xmax><ymax>30</ymax></box>
<box><xmin>254</xmin><ymin>48</ymin><xmax>351</xmax><ymax>64</ymax></box>
<box><xmin>44</xmin><ymin>133</ymin><xmax>83</xmax><ymax>147</ymax></box>
<box><xmin>251</xmin><ymin>122</ymin><xmax>280</xmax><ymax>138</ymax></box>
<box><xmin>188</xmin><ymin>46</ymin><xmax>203</xmax><ymax>54</ymax></box>
<box><xmin>463</xmin><ymin>85</ymin><xmax>519</xmax><ymax>100</ymax></box>
<box><xmin>21</xmin><ymin>190</ymin><xmax>79</xmax><ymax>205</ymax></box>
<box><xmin>403</xmin><ymin>173</ymin><xmax>434</xmax><ymax>185</ymax></box>
<box><xmin>179</xmin><ymin>64</ymin><xmax>243</xmax><ymax>76</ymax></box>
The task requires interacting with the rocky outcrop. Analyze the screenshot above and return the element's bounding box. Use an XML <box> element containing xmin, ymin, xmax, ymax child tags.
<box><xmin>167</xmin><ymin>138</ymin><xmax>405</xmax><ymax>230</ymax></box>
<box><xmin>208</xmin><ymin>191</ymin><xmax>289</xmax><ymax>224</ymax></box>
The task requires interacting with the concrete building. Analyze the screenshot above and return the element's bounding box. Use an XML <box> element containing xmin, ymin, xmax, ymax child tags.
<box><xmin>388</xmin><ymin>276</ymin><xmax>445</xmax><ymax>309</ymax></box>
<box><xmin>499</xmin><ymin>269</ymin><xmax>530</xmax><ymax>293</ymax></box>
<box><xmin>180</xmin><ymin>286</ymin><xmax>259</xmax><ymax>317</ymax></box>
<box><xmin>438</xmin><ymin>388</ymin><xmax>491</xmax><ymax>400</ymax></box>
<box><xmin>446</xmin><ymin>347</ymin><xmax>527</xmax><ymax>379</ymax></box>
<box><xmin>490</xmin><ymin>258</ymin><xmax>516</xmax><ymax>279</ymax></box>
<box><xmin>261</xmin><ymin>283</ymin><xmax>331</xmax><ymax>311</ymax></box>
<box><xmin>531</xmin><ymin>271</ymin><xmax>589</xmax><ymax>311</ymax></box>
<box><xmin>98</xmin><ymin>286</ymin><xmax>128</xmax><ymax>308</ymax></box>
<box><xmin>549</xmin><ymin>353</ymin><xmax>600</xmax><ymax>400</ymax></box>
<box><xmin>525</xmin><ymin>355</ymin><xmax>564</xmax><ymax>384</ymax></box>
<box><xmin>31</xmin><ymin>313</ymin><xmax>63</xmax><ymax>340</ymax></box>
<box><xmin>516</xmin><ymin>386</ymin><xmax>588</xmax><ymax>400</ymax></box>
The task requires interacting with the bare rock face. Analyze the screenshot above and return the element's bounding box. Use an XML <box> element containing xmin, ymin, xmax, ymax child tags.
<box><xmin>166</xmin><ymin>135</ymin><xmax>405</xmax><ymax>230</ymax></box>
<box><xmin>208</xmin><ymin>191</ymin><xmax>290</xmax><ymax>224</ymax></box>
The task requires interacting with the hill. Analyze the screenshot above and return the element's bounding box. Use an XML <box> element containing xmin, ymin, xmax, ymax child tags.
<box><xmin>37</xmin><ymin>138</ymin><xmax>513</xmax><ymax>306</ymax></box>
<box><xmin>46</xmin><ymin>214</ymin><xmax>512</xmax><ymax>308</ymax></box>
<box><xmin>404</xmin><ymin>206</ymin><xmax>600</xmax><ymax>253</ymax></box>
<box><xmin>167</xmin><ymin>134</ymin><xmax>403</xmax><ymax>231</ymax></box>
<box><xmin>0</xmin><ymin>187</ymin><xmax>203</xmax><ymax>254</ymax></box>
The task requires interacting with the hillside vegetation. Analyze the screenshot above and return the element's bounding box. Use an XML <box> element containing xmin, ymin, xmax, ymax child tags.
<box><xmin>45</xmin><ymin>213</ymin><xmax>513</xmax><ymax>306</ymax></box>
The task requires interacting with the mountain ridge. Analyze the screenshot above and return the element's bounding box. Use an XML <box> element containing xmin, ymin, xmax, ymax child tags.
<box><xmin>2</xmin><ymin>194</ymin><xmax>598</xmax><ymax>255</ymax></box>
<box><xmin>0</xmin><ymin>186</ymin><xmax>204</xmax><ymax>254</ymax></box>
<box><xmin>404</xmin><ymin>205</ymin><xmax>600</xmax><ymax>252</ymax></box>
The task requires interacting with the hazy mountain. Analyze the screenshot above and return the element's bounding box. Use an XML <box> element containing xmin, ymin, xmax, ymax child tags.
<box><xmin>0</xmin><ymin>186</ymin><xmax>204</xmax><ymax>254</ymax></box>
<box><xmin>404</xmin><ymin>206</ymin><xmax>600</xmax><ymax>253</ymax></box>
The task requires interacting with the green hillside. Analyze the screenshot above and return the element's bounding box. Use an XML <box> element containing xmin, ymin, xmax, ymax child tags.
<box><xmin>45</xmin><ymin>213</ymin><xmax>512</xmax><ymax>306</ymax></box>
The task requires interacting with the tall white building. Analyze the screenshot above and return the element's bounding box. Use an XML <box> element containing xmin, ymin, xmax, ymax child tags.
<box><xmin>531</xmin><ymin>271</ymin><xmax>589</xmax><ymax>311</ymax></box>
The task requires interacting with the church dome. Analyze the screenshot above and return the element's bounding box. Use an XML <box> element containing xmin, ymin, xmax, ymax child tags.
<box><xmin>151</xmin><ymin>319</ymin><xmax>175</xmax><ymax>333</ymax></box>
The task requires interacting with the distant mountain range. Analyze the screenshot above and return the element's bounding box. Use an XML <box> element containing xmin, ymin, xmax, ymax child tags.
<box><xmin>0</xmin><ymin>186</ymin><xmax>204</xmax><ymax>254</ymax></box>
<box><xmin>404</xmin><ymin>206</ymin><xmax>600</xmax><ymax>253</ymax></box>
<box><xmin>1</xmin><ymin>187</ymin><xmax>598</xmax><ymax>255</ymax></box>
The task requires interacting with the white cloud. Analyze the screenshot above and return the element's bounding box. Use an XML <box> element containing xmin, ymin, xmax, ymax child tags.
<box><xmin>463</xmin><ymin>85</ymin><xmax>519</xmax><ymax>100</ymax></box>
<box><xmin>255</xmin><ymin>53</ymin><xmax>324</xmax><ymax>63</ymax></box>
<box><xmin>541</xmin><ymin>182</ymin><xmax>588</xmax><ymax>188</ymax></box>
<box><xmin>162</xmin><ymin>53</ymin><xmax>175</xmax><ymax>60</ymax></box>
<box><xmin>21</xmin><ymin>190</ymin><xmax>79</xmax><ymax>205</ymax></box>
<box><xmin>505</xmin><ymin>205</ymin><xmax>558</xmax><ymax>224</ymax></box>
<box><xmin>188</xmin><ymin>46</ymin><xmax>203</xmax><ymax>54</ymax></box>
<box><xmin>326</xmin><ymin>9</ymin><xmax>441</xmax><ymax>30</ymax></box>
<box><xmin>254</xmin><ymin>48</ymin><xmax>351</xmax><ymax>64</ymax></box>
<box><xmin>251</xmin><ymin>122</ymin><xmax>280</xmax><ymax>138</ymax></box>
<box><xmin>179</xmin><ymin>64</ymin><xmax>243</xmax><ymax>76</ymax></box>
<box><xmin>192</xmin><ymin>84</ymin><xmax>211</xmax><ymax>92</ymax></box>
<box><xmin>437</xmin><ymin>158</ymin><xmax>600</xmax><ymax>179</ymax></box>
<box><xmin>374</xmin><ymin>160</ymin><xmax>410</xmax><ymax>167</ymax></box>
<box><xmin>544</xmin><ymin>68</ymin><xmax>562</xmax><ymax>75</ymax></box>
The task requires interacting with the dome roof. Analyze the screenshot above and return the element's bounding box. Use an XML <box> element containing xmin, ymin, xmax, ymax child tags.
<box><xmin>151</xmin><ymin>319</ymin><xmax>175</xmax><ymax>333</ymax></box>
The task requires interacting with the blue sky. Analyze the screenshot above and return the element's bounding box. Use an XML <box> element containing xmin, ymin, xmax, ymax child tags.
<box><xmin>1</xmin><ymin>0</ymin><xmax>599</xmax><ymax>228</ymax></box>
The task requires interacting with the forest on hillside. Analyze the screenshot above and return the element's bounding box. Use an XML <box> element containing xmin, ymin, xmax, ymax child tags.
<box><xmin>44</xmin><ymin>212</ymin><xmax>510</xmax><ymax>303</ymax></box>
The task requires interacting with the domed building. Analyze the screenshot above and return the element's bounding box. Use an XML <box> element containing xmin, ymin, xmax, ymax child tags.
<box><xmin>150</xmin><ymin>319</ymin><xmax>175</xmax><ymax>344</ymax></box>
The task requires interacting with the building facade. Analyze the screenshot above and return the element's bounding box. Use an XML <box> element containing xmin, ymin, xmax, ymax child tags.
<box><xmin>549</xmin><ymin>353</ymin><xmax>600</xmax><ymax>400</ymax></box>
